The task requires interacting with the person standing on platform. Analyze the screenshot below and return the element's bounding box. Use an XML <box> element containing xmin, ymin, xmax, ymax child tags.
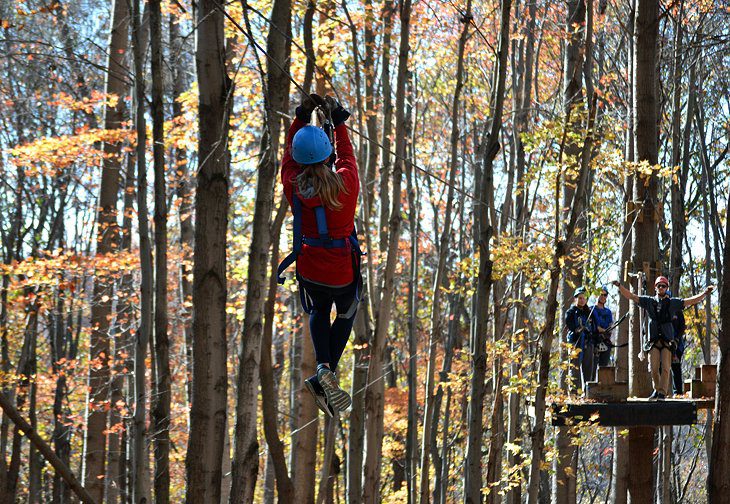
<box><xmin>612</xmin><ymin>276</ymin><xmax>713</xmax><ymax>400</ymax></box>
<box><xmin>591</xmin><ymin>286</ymin><xmax>614</xmax><ymax>377</ymax></box>
<box><xmin>564</xmin><ymin>286</ymin><xmax>595</xmax><ymax>392</ymax></box>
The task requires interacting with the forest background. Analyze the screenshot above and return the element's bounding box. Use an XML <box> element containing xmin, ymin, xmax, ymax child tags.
<box><xmin>0</xmin><ymin>0</ymin><xmax>728</xmax><ymax>502</ymax></box>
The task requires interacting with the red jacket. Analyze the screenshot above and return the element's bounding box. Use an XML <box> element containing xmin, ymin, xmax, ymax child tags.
<box><xmin>281</xmin><ymin>118</ymin><xmax>360</xmax><ymax>286</ymax></box>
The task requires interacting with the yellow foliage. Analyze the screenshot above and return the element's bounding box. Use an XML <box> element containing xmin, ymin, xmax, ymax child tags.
<box><xmin>10</xmin><ymin>127</ymin><xmax>136</xmax><ymax>175</ymax></box>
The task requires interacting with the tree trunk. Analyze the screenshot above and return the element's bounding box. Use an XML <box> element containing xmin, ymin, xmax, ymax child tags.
<box><xmin>708</xmin><ymin>167</ymin><xmax>730</xmax><ymax>501</ymax></box>
<box><xmin>230</xmin><ymin>0</ymin><xmax>291</xmax><ymax>500</ymax></box>
<box><xmin>554</xmin><ymin>0</ymin><xmax>587</xmax><ymax>498</ymax></box>
<box><xmin>419</xmin><ymin>2</ymin><xmax>471</xmax><ymax>501</ymax></box>
<box><xmin>5</xmin><ymin>297</ymin><xmax>34</xmax><ymax>499</ymax></box>
<box><xmin>184</xmin><ymin>0</ymin><xmax>232</xmax><ymax>499</ymax></box>
<box><xmin>439</xmin><ymin>387</ymin><xmax>453</xmax><ymax>504</ymax></box>
<box><xmin>350</xmin><ymin>17</ymin><xmax>400</xmax><ymax>490</ymax></box>
<box><xmin>378</xmin><ymin>0</ymin><xmax>395</xmax><ymax>261</ymax></box>
<box><xmin>149</xmin><ymin>0</ymin><xmax>171</xmax><ymax>501</ymax></box>
<box><xmin>405</xmin><ymin>91</ymin><xmax>420</xmax><ymax>504</ymax></box>
<box><xmin>612</xmin><ymin>174</ymin><xmax>634</xmax><ymax>504</ymax></box>
<box><xmin>668</xmin><ymin>0</ymin><xmax>685</xmax><ymax>296</ymax></box>
<box><xmin>627</xmin><ymin>0</ymin><xmax>659</xmax><ymax>500</ymax></box>
<box><xmin>259</xmin><ymin>199</ymin><xmax>294</xmax><ymax>501</ymax></box>
<box><xmin>506</xmin><ymin>276</ymin><xmax>527</xmax><ymax>504</ymax></box>
<box><xmin>292</xmin><ymin>324</ymin><xmax>318</xmax><ymax>504</ymax></box>
<box><xmin>131</xmin><ymin>0</ymin><xmax>153</xmax><ymax>499</ymax></box>
<box><xmin>527</xmin><ymin>100</ymin><xmax>597</xmax><ymax>504</ymax></box>
<box><xmin>363</xmin><ymin>0</ymin><xmax>379</xmax><ymax>213</ymax></box>
<box><xmin>348</xmin><ymin>307</ymin><xmax>370</xmax><ymax>504</ymax></box>
<box><xmin>51</xmin><ymin>282</ymin><xmax>73</xmax><ymax>503</ymax></box>
<box><xmin>430</xmin><ymin>293</ymin><xmax>460</xmax><ymax>503</ymax></box>
<box><xmin>83</xmin><ymin>0</ymin><xmax>129</xmax><ymax>498</ymax></box>
<box><xmin>125</xmin><ymin>143</ymin><xmax>140</xmax><ymax>504</ymax></box>
<box><xmin>506</xmin><ymin>2</ymin><xmax>536</xmax><ymax>500</ymax></box>
<box><xmin>611</xmin><ymin>3</ymin><xmax>635</xmax><ymax>499</ymax></box>
<box><xmin>695</xmin><ymin>103</ymin><xmax>725</xmax><ymax>290</ymax></box>
<box><xmin>169</xmin><ymin>7</ymin><xmax>195</xmax><ymax>417</ymax></box>
<box><xmin>27</xmin><ymin>304</ymin><xmax>41</xmax><ymax>503</ymax></box>
<box><xmin>464</xmin><ymin>0</ymin><xmax>510</xmax><ymax>501</ymax></box>
<box><xmin>362</xmin><ymin>1</ymin><xmax>411</xmax><ymax>501</ymax></box>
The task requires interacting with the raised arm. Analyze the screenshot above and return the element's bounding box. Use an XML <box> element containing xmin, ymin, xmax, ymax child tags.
<box><xmin>326</xmin><ymin>96</ymin><xmax>358</xmax><ymax>191</ymax></box>
<box><xmin>683</xmin><ymin>286</ymin><xmax>714</xmax><ymax>307</ymax></box>
<box><xmin>612</xmin><ymin>280</ymin><xmax>639</xmax><ymax>303</ymax></box>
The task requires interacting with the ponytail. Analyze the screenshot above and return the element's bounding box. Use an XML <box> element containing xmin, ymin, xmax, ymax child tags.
<box><xmin>296</xmin><ymin>164</ymin><xmax>348</xmax><ymax>210</ymax></box>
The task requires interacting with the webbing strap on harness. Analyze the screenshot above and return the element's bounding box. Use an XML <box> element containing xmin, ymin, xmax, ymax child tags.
<box><xmin>276</xmin><ymin>193</ymin><xmax>365</xmax><ymax>320</ymax></box>
<box><xmin>277</xmin><ymin>194</ymin><xmax>303</xmax><ymax>284</ymax></box>
<box><xmin>276</xmin><ymin>193</ymin><xmax>364</xmax><ymax>286</ymax></box>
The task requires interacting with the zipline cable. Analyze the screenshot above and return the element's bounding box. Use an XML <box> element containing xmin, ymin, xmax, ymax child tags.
<box><xmin>211</xmin><ymin>0</ymin><xmax>577</xmax><ymax>243</ymax></box>
<box><xmin>214</xmin><ymin>0</ymin><xmax>645</xmax><ymax>430</ymax></box>
<box><xmin>287</xmin><ymin>347</ymin><xmax>427</xmax><ymax>439</ymax></box>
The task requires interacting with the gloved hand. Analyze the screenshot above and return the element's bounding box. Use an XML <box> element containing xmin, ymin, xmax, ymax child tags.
<box><xmin>295</xmin><ymin>93</ymin><xmax>324</xmax><ymax>123</ymax></box>
<box><xmin>325</xmin><ymin>95</ymin><xmax>351</xmax><ymax>126</ymax></box>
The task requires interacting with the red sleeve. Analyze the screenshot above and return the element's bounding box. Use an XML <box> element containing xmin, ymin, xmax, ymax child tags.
<box><xmin>281</xmin><ymin>118</ymin><xmax>307</xmax><ymax>204</ymax></box>
<box><xmin>333</xmin><ymin>124</ymin><xmax>359</xmax><ymax>197</ymax></box>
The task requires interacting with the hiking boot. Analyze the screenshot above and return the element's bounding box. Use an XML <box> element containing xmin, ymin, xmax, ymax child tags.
<box><xmin>304</xmin><ymin>375</ymin><xmax>334</xmax><ymax>417</ymax></box>
<box><xmin>648</xmin><ymin>390</ymin><xmax>659</xmax><ymax>401</ymax></box>
<box><xmin>657</xmin><ymin>392</ymin><xmax>666</xmax><ymax>401</ymax></box>
<box><xmin>317</xmin><ymin>364</ymin><xmax>352</xmax><ymax>411</ymax></box>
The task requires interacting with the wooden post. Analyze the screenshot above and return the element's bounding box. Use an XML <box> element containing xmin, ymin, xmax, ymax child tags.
<box><xmin>689</xmin><ymin>364</ymin><xmax>717</xmax><ymax>398</ymax></box>
<box><xmin>586</xmin><ymin>366</ymin><xmax>629</xmax><ymax>402</ymax></box>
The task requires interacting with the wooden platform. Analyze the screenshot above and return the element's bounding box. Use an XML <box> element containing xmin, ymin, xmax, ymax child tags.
<box><xmin>551</xmin><ymin>399</ymin><xmax>699</xmax><ymax>427</ymax></box>
<box><xmin>533</xmin><ymin>365</ymin><xmax>716</xmax><ymax>427</ymax></box>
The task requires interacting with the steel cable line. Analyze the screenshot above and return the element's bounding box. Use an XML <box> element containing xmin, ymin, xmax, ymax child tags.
<box><xmin>211</xmin><ymin>0</ymin><xmax>577</xmax><ymax>243</ymax></box>
<box><xmin>215</xmin><ymin>1</ymin><xmax>646</xmax><ymax>466</ymax></box>
<box><xmin>217</xmin><ymin>0</ymin><xmax>649</xmax><ymax>331</ymax></box>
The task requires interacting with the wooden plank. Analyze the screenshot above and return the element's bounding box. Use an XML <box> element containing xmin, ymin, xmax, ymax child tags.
<box><xmin>585</xmin><ymin>383</ymin><xmax>628</xmax><ymax>402</ymax></box>
<box><xmin>701</xmin><ymin>364</ymin><xmax>717</xmax><ymax>383</ymax></box>
<box><xmin>551</xmin><ymin>400</ymin><xmax>698</xmax><ymax>427</ymax></box>
<box><xmin>597</xmin><ymin>366</ymin><xmax>615</xmax><ymax>384</ymax></box>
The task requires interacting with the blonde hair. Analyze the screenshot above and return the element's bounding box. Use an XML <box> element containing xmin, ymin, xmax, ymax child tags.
<box><xmin>297</xmin><ymin>164</ymin><xmax>348</xmax><ymax>211</ymax></box>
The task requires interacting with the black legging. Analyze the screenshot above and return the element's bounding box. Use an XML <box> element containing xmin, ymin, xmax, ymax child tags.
<box><xmin>300</xmin><ymin>279</ymin><xmax>358</xmax><ymax>372</ymax></box>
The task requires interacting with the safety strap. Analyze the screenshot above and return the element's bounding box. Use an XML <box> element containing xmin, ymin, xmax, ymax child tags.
<box><xmin>277</xmin><ymin>194</ymin><xmax>303</xmax><ymax>284</ymax></box>
<box><xmin>277</xmin><ymin>193</ymin><xmax>362</xmax><ymax>285</ymax></box>
<box><xmin>314</xmin><ymin>206</ymin><xmax>329</xmax><ymax>240</ymax></box>
<box><xmin>337</xmin><ymin>235</ymin><xmax>364</xmax><ymax>319</ymax></box>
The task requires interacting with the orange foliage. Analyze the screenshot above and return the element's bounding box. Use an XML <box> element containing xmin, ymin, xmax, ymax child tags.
<box><xmin>10</xmin><ymin>127</ymin><xmax>136</xmax><ymax>175</ymax></box>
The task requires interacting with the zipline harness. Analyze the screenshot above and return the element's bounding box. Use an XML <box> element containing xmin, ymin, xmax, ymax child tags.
<box><xmin>276</xmin><ymin>106</ymin><xmax>366</xmax><ymax>320</ymax></box>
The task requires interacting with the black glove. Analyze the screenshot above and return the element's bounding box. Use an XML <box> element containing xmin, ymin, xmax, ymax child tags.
<box><xmin>325</xmin><ymin>96</ymin><xmax>351</xmax><ymax>126</ymax></box>
<box><xmin>295</xmin><ymin>93</ymin><xmax>324</xmax><ymax>123</ymax></box>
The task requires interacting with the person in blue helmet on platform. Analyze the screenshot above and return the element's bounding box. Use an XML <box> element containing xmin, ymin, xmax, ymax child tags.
<box><xmin>564</xmin><ymin>286</ymin><xmax>596</xmax><ymax>392</ymax></box>
<box><xmin>591</xmin><ymin>286</ymin><xmax>614</xmax><ymax>375</ymax></box>
<box><xmin>277</xmin><ymin>93</ymin><xmax>363</xmax><ymax>417</ymax></box>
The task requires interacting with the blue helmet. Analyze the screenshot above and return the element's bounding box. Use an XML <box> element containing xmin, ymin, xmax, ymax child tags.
<box><xmin>292</xmin><ymin>126</ymin><xmax>333</xmax><ymax>165</ymax></box>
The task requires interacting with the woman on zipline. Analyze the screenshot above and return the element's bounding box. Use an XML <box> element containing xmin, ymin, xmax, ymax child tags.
<box><xmin>278</xmin><ymin>93</ymin><xmax>363</xmax><ymax>417</ymax></box>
